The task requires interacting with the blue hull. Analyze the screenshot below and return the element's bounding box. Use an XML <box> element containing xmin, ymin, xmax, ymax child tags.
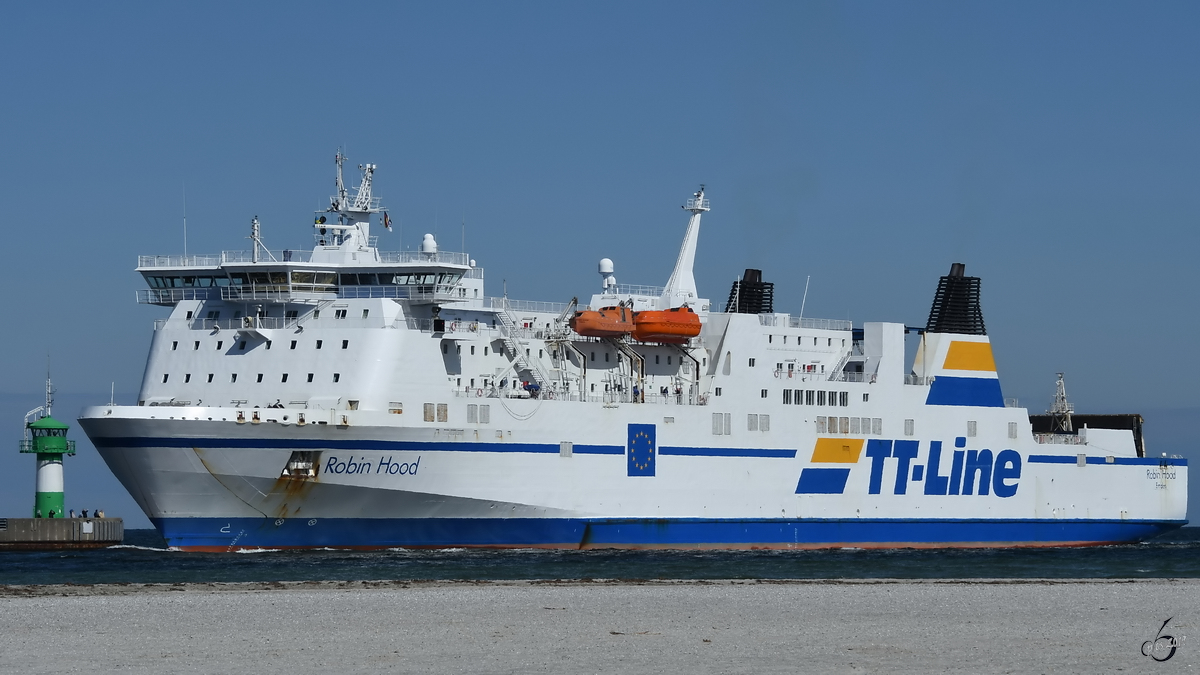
<box><xmin>154</xmin><ymin>517</ymin><xmax>1187</xmax><ymax>551</ymax></box>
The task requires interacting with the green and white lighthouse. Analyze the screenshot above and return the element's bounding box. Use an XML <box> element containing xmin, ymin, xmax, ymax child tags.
<box><xmin>18</xmin><ymin>378</ymin><xmax>75</xmax><ymax>518</ymax></box>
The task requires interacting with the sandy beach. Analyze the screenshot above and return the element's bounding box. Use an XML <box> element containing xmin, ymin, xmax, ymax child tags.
<box><xmin>1</xmin><ymin>579</ymin><xmax>1194</xmax><ymax>674</ymax></box>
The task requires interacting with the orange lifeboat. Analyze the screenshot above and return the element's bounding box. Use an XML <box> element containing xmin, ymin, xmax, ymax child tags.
<box><xmin>632</xmin><ymin>306</ymin><xmax>702</xmax><ymax>343</ymax></box>
<box><xmin>569</xmin><ymin>305</ymin><xmax>634</xmax><ymax>338</ymax></box>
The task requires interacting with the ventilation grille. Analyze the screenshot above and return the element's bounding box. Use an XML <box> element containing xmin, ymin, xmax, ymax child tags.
<box><xmin>725</xmin><ymin>269</ymin><xmax>774</xmax><ymax>314</ymax></box>
<box><xmin>925</xmin><ymin>263</ymin><xmax>986</xmax><ymax>335</ymax></box>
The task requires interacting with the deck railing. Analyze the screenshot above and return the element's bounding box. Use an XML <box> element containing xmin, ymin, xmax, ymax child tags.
<box><xmin>139</xmin><ymin>249</ymin><xmax>472</xmax><ymax>268</ymax></box>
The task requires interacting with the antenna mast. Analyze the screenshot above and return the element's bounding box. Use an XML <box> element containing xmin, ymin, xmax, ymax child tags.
<box><xmin>1048</xmin><ymin>372</ymin><xmax>1074</xmax><ymax>432</ymax></box>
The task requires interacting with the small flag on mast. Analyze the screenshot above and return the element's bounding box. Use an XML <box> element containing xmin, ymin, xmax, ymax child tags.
<box><xmin>383</xmin><ymin>212</ymin><xmax>392</xmax><ymax>231</ymax></box>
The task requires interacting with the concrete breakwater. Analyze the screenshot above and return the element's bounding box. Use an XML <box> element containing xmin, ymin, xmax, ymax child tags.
<box><xmin>0</xmin><ymin>517</ymin><xmax>123</xmax><ymax>549</ymax></box>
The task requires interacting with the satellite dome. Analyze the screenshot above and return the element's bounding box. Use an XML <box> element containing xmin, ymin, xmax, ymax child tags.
<box><xmin>598</xmin><ymin>258</ymin><xmax>614</xmax><ymax>274</ymax></box>
<box><xmin>421</xmin><ymin>234</ymin><xmax>438</xmax><ymax>253</ymax></box>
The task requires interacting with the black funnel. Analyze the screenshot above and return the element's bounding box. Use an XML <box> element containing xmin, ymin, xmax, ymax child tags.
<box><xmin>725</xmin><ymin>269</ymin><xmax>774</xmax><ymax>314</ymax></box>
<box><xmin>925</xmin><ymin>263</ymin><xmax>986</xmax><ymax>335</ymax></box>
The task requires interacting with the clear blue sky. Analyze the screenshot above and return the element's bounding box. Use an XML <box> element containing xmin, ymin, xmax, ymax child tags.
<box><xmin>2</xmin><ymin>2</ymin><xmax>1197</xmax><ymax>526</ymax></box>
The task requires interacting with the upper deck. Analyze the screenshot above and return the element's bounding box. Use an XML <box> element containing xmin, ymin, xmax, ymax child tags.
<box><xmin>135</xmin><ymin>247</ymin><xmax>482</xmax><ymax>306</ymax></box>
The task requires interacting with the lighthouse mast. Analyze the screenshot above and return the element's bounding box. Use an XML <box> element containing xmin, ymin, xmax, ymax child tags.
<box><xmin>18</xmin><ymin>375</ymin><xmax>76</xmax><ymax>518</ymax></box>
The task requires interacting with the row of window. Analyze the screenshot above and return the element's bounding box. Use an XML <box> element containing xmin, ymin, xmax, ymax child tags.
<box><xmin>161</xmin><ymin>373</ymin><xmax>341</xmax><ymax>384</ymax></box>
<box><xmin>145</xmin><ymin>271</ymin><xmax>463</xmax><ymax>288</ymax></box>
<box><xmin>765</xmin><ymin>335</ymin><xmax>846</xmax><ymax>347</ymax></box>
<box><xmin>817</xmin><ymin>416</ymin><xmax>884</xmax><ymax>435</ymax></box>
<box><xmin>815</xmin><ymin>418</ymin><xmax>1020</xmax><ymax>440</ymax></box>
<box><xmin>171</xmin><ymin>339</ymin><xmax>350</xmax><ymax>351</ymax></box>
<box><xmin>782</xmin><ymin>389</ymin><xmax>852</xmax><ymax>406</ymax></box>
<box><xmin>711</xmin><ymin>413</ymin><xmax>773</xmax><ymax>435</ymax></box>
<box><xmin>193</xmin><ymin>309</ymin><xmax>366</xmax><ymax>321</ymax></box>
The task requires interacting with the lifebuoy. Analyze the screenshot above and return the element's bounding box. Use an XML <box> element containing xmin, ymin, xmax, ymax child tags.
<box><xmin>476</xmin><ymin>388</ymin><xmax>483</xmax><ymax>397</ymax></box>
<box><xmin>470</xmin><ymin>322</ymin><xmax>479</xmax><ymax>332</ymax></box>
<box><xmin>774</xmin><ymin>369</ymin><xmax>782</xmax><ymax>378</ymax></box>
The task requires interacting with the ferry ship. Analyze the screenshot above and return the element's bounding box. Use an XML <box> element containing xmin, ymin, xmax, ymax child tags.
<box><xmin>79</xmin><ymin>154</ymin><xmax>1188</xmax><ymax>550</ymax></box>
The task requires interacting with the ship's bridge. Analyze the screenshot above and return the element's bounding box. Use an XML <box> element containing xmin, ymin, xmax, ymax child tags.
<box><xmin>135</xmin><ymin>247</ymin><xmax>481</xmax><ymax>306</ymax></box>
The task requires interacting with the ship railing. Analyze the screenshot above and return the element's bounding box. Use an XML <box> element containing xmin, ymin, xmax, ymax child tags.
<box><xmin>138</xmin><ymin>254</ymin><xmax>224</xmax><ymax>268</ymax></box>
<box><xmin>138</xmin><ymin>250</ymin><xmax>326</xmax><ymax>267</ymax></box>
<box><xmin>377</xmin><ymin>250</ymin><xmax>471</xmax><ymax>266</ymax></box>
<box><xmin>1034</xmin><ymin>433</ymin><xmax>1087</xmax><ymax>445</ymax></box>
<box><xmin>339</xmin><ymin>285</ymin><xmax>462</xmax><ymax>302</ymax></box>
<box><xmin>904</xmin><ymin>374</ymin><xmax>932</xmax><ymax>385</ymax></box>
<box><xmin>217</xmin><ymin>250</ymin><xmax>316</xmax><ymax>264</ymax></box>
<box><xmin>1005</xmin><ymin>398</ymin><xmax>1021</xmax><ymax>408</ymax></box>
<box><xmin>449</xmin><ymin>388</ymin><xmax>704</xmax><ymax>406</ymax></box>
<box><xmin>775</xmin><ymin>370</ymin><xmax>835</xmax><ymax>383</ymax></box>
<box><xmin>830</xmin><ymin>371</ymin><xmax>868</xmax><ymax>383</ymax></box>
<box><xmin>613</xmin><ymin>283</ymin><xmax>666</xmax><ymax>297</ymax></box>
<box><xmin>219</xmin><ymin>287</ymin><xmax>334</xmax><ymax>302</ymax></box>
<box><xmin>483</xmin><ymin>297</ymin><xmax>571</xmax><ymax>315</ymax></box>
<box><xmin>136</xmin><ymin>288</ymin><xmax>219</xmax><ymax>305</ymax></box>
<box><xmin>756</xmin><ymin>314</ymin><xmax>854</xmax><ymax>331</ymax></box>
<box><xmin>192</xmin><ymin>317</ymin><xmax>301</xmax><ymax>331</ymax></box>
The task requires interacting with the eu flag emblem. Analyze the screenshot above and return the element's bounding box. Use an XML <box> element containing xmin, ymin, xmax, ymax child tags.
<box><xmin>627</xmin><ymin>424</ymin><xmax>656</xmax><ymax>476</ymax></box>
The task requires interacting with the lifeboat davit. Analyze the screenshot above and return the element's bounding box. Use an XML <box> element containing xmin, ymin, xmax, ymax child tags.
<box><xmin>632</xmin><ymin>306</ymin><xmax>702</xmax><ymax>343</ymax></box>
<box><xmin>569</xmin><ymin>305</ymin><xmax>634</xmax><ymax>338</ymax></box>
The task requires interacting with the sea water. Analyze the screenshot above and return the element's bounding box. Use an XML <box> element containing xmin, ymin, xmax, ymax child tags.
<box><xmin>2</xmin><ymin>528</ymin><xmax>1199</xmax><ymax>585</ymax></box>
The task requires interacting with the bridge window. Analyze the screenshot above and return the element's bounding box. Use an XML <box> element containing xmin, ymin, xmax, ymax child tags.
<box><xmin>335</xmin><ymin>310</ymin><xmax>347</xmax><ymax>319</ymax></box>
<box><xmin>184</xmin><ymin>374</ymin><xmax>191</xmax><ymax>383</ymax></box>
<box><xmin>162</xmin><ymin>374</ymin><xmax>169</xmax><ymax>383</ymax></box>
<box><xmin>748</xmin><ymin>358</ymin><xmax>756</xmax><ymax>367</ymax></box>
<box><xmin>783</xmin><ymin>390</ymin><xmax>792</xmax><ymax>404</ymax></box>
<box><xmin>307</xmin><ymin>373</ymin><xmax>314</xmax><ymax>383</ymax></box>
<box><xmin>193</xmin><ymin>341</ymin><xmax>200</xmax><ymax>350</ymax></box>
<box><xmin>290</xmin><ymin>341</ymin><xmax>297</xmax><ymax>350</ymax></box>
<box><xmin>171</xmin><ymin>341</ymin><xmax>178</xmax><ymax>351</ymax></box>
<box><xmin>231</xmin><ymin>374</ymin><xmax>238</xmax><ymax>383</ymax></box>
<box><xmin>333</xmin><ymin>373</ymin><xmax>340</xmax><ymax>383</ymax></box>
<box><xmin>257</xmin><ymin>374</ymin><xmax>263</xmax><ymax>383</ymax></box>
<box><xmin>760</xmin><ymin>389</ymin><xmax>768</xmax><ymax>398</ymax></box>
<box><xmin>316</xmin><ymin>340</ymin><xmax>323</xmax><ymax>350</ymax></box>
<box><xmin>216</xmin><ymin>341</ymin><xmax>223</xmax><ymax>350</ymax></box>
<box><xmin>714</xmin><ymin>387</ymin><xmax>722</xmax><ymax>397</ymax></box>
<box><xmin>207</xmin><ymin>374</ymin><xmax>214</xmax><ymax>383</ymax></box>
<box><xmin>342</xmin><ymin>340</ymin><xmax>349</xmax><ymax>349</ymax></box>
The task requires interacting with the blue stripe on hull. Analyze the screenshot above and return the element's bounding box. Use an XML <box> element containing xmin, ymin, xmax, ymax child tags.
<box><xmin>154</xmin><ymin>517</ymin><xmax>1185</xmax><ymax>551</ymax></box>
